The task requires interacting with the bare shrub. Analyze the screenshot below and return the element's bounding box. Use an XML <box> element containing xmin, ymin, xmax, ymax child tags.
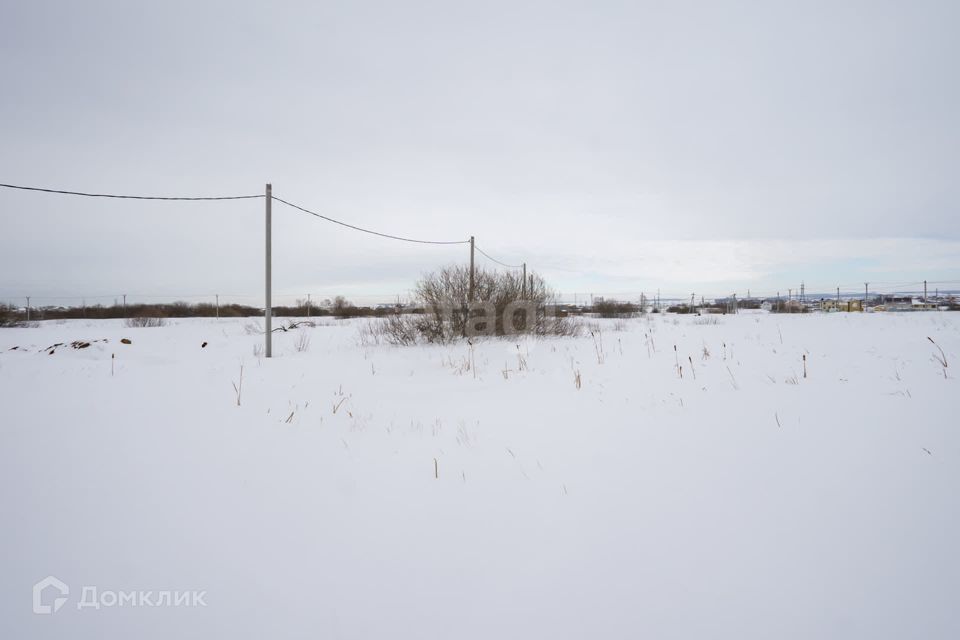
<box><xmin>667</xmin><ymin>304</ymin><xmax>694</xmax><ymax>314</ymax></box>
<box><xmin>359</xmin><ymin>314</ymin><xmax>447</xmax><ymax>346</ymax></box>
<box><xmin>332</xmin><ymin>295</ymin><xmax>354</xmax><ymax>318</ymax></box>
<box><xmin>592</xmin><ymin>298</ymin><xmax>638</xmax><ymax>318</ymax></box>
<box><xmin>770</xmin><ymin>300</ymin><xmax>810</xmax><ymax>314</ymax></box>
<box><xmin>360</xmin><ymin>265</ymin><xmax>580</xmax><ymax>345</ymax></box>
<box><xmin>274</xmin><ymin>320</ymin><xmax>315</xmax><ymax>332</ymax></box>
<box><xmin>0</xmin><ymin>304</ymin><xmax>25</xmax><ymax>328</ymax></box>
<box><xmin>419</xmin><ymin>264</ymin><xmax>549</xmax><ymax>336</ymax></box>
<box><xmin>124</xmin><ymin>316</ymin><xmax>165</xmax><ymax>328</ymax></box>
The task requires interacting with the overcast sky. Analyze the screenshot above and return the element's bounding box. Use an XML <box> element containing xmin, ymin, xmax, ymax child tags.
<box><xmin>2</xmin><ymin>0</ymin><xmax>958</xmax><ymax>305</ymax></box>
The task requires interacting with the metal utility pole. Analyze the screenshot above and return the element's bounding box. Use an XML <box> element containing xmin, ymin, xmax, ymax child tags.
<box><xmin>216</xmin><ymin>294</ymin><xmax>220</xmax><ymax>320</ymax></box>
<box><xmin>800</xmin><ymin>282</ymin><xmax>805</xmax><ymax>303</ymax></box>
<box><xmin>26</xmin><ymin>296</ymin><xmax>30</xmax><ymax>322</ymax></box>
<box><xmin>522</xmin><ymin>263</ymin><xmax>527</xmax><ymax>299</ymax></box>
<box><xmin>468</xmin><ymin>235</ymin><xmax>475</xmax><ymax>302</ymax></box>
<box><xmin>307</xmin><ymin>293</ymin><xmax>312</xmax><ymax>317</ymax></box>
<box><xmin>864</xmin><ymin>282</ymin><xmax>869</xmax><ymax>310</ymax></box>
<box><xmin>924</xmin><ymin>280</ymin><xmax>928</xmax><ymax>303</ymax></box>
<box><xmin>123</xmin><ymin>294</ymin><xmax>127</xmax><ymax>318</ymax></box>
<box><xmin>836</xmin><ymin>287</ymin><xmax>840</xmax><ymax>308</ymax></box>
<box><xmin>733</xmin><ymin>293</ymin><xmax>737</xmax><ymax>314</ymax></box>
<box><xmin>265</xmin><ymin>183</ymin><xmax>273</xmax><ymax>358</ymax></box>
<box><xmin>690</xmin><ymin>293</ymin><xmax>695</xmax><ymax>312</ymax></box>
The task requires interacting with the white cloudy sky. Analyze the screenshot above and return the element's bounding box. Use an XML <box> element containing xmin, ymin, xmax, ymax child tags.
<box><xmin>1</xmin><ymin>0</ymin><xmax>958</xmax><ymax>305</ymax></box>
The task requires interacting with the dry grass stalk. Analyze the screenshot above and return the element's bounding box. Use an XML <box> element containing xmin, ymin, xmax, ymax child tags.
<box><xmin>294</xmin><ymin>330</ymin><xmax>311</xmax><ymax>353</ymax></box>
<box><xmin>232</xmin><ymin>363</ymin><xmax>244</xmax><ymax>406</ymax></box>
<box><xmin>928</xmin><ymin>336</ymin><xmax>948</xmax><ymax>378</ymax></box>
<box><xmin>726</xmin><ymin>365</ymin><xmax>739</xmax><ymax>390</ymax></box>
<box><xmin>516</xmin><ymin>345</ymin><xmax>528</xmax><ymax>371</ymax></box>
<box><xmin>591</xmin><ymin>330</ymin><xmax>605</xmax><ymax>364</ymax></box>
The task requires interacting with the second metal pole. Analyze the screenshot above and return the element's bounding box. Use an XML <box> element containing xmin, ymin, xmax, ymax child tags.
<box><xmin>265</xmin><ymin>183</ymin><xmax>273</xmax><ymax>357</ymax></box>
<box><xmin>469</xmin><ymin>236</ymin><xmax>475</xmax><ymax>302</ymax></box>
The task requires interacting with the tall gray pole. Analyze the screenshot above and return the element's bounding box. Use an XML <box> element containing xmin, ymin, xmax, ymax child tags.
<box><xmin>469</xmin><ymin>236</ymin><xmax>475</xmax><ymax>302</ymax></box>
<box><xmin>307</xmin><ymin>293</ymin><xmax>311</xmax><ymax>317</ymax></box>
<box><xmin>864</xmin><ymin>282</ymin><xmax>868</xmax><ymax>310</ymax></box>
<box><xmin>265</xmin><ymin>183</ymin><xmax>273</xmax><ymax>357</ymax></box>
<box><xmin>522</xmin><ymin>263</ymin><xmax>527</xmax><ymax>298</ymax></box>
<box><xmin>216</xmin><ymin>294</ymin><xmax>220</xmax><ymax>320</ymax></box>
<box><xmin>26</xmin><ymin>296</ymin><xmax>30</xmax><ymax>322</ymax></box>
<box><xmin>123</xmin><ymin>294</ymin><xmax>127</xmax><ymax>319</ymax></box>
<box><xmin>924</xmin><ymin>280</ymin><xmax>927</xmax><ymax>303</ymax></box>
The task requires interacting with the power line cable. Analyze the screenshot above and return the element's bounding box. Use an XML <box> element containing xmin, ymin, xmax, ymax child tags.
<box><xmin>0</xmin><ymin>182</ymin><xmax>264</xmax><ymax>201</ymax></box>
<box><xmin>271</xmin><ymin>195</ymin><xmax>470</xmax><ymax>245</ymax></box>
<box><xmin>474</xmin><ymin>245</ymin><xmax>523</xmax><ymax>269</ymax></box>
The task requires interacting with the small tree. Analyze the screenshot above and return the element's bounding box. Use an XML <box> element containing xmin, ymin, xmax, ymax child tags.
<box><xmin>0</xmin><ymin>303</ymin><xmax>18</xmax><ymax>327</ymax></box>
<box><xmin>332</xmin><ymin>295</ymin><xmax>353</xmax><ymax>318</ymax></box>
<box><xmin>592</xmin><ymin>298</ymin><xmax>639</xmax><ymax>318</ymax></box>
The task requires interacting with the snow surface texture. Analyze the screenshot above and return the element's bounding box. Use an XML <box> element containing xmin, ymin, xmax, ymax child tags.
<box><xmin>1</xmin><ymin>313</ymin><xmax>957</xmax><ymax>639</ymax></box>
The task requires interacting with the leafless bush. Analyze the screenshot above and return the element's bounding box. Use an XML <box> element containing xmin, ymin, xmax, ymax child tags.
<box><xmin>0</xmin><ymin>304</ymin><xmax>26</xmax><ymax>328</ymax></box>
<box><xmin>124</xmin><ymin>316</ymin><xmax>166</xmax><ymax>328</ymax></box>
<box><xmin>361</xmin><ymin>265</ymin><xmax>581</xmax><ymax>344</ymax></box>
<box><xmin>332</xmin><ymin>295</ymin><xmax>354</xmax><ymax>318</ymax></box>
<box><xmin>592</xmin><ymin>298</ymin><xmax>638</xmax><ymax>318</ymax></box>
<box><xmin>359</xmin><ymin>314</ymin><xmax>448</xmax><ymax>346</ymax></box>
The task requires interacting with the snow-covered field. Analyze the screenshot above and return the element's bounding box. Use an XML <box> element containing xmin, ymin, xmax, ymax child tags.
<box><xmin>1</xmin><ymin>312</ymin><xmax>958</xmax><ymax>639</ymax></box>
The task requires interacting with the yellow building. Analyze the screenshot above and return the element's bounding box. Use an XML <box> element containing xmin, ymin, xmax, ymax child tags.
<box><xmin>821</xmin><ymin>299</ymin><xmax>863</xmax><ymax>312</ymax></box>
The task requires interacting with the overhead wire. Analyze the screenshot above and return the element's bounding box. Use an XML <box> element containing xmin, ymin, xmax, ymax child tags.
<box><xmin>0</xmin><ymin>182</ymin><xmax>263</xmax><ymax>201</ymax></box>
<box><xmin>473</xmin><ymin>245</ymin><xmax>523</xmax><ymax>269</ymax></box>
<box><xmin>271</xmin><ymin>195</ymin><xmax>470</xmax><ymax>246</ymax></box>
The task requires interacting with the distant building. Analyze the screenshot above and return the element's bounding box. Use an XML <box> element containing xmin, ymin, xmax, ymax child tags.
<box><xmin>883</xmin><ymin>299</ymin><xmax>938</xmax><ymax>312</ymax></box>
<box><xmin>820</xmin><ymin>299</ymin><xmax>862</xmax><ymax>312</ymax></box>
